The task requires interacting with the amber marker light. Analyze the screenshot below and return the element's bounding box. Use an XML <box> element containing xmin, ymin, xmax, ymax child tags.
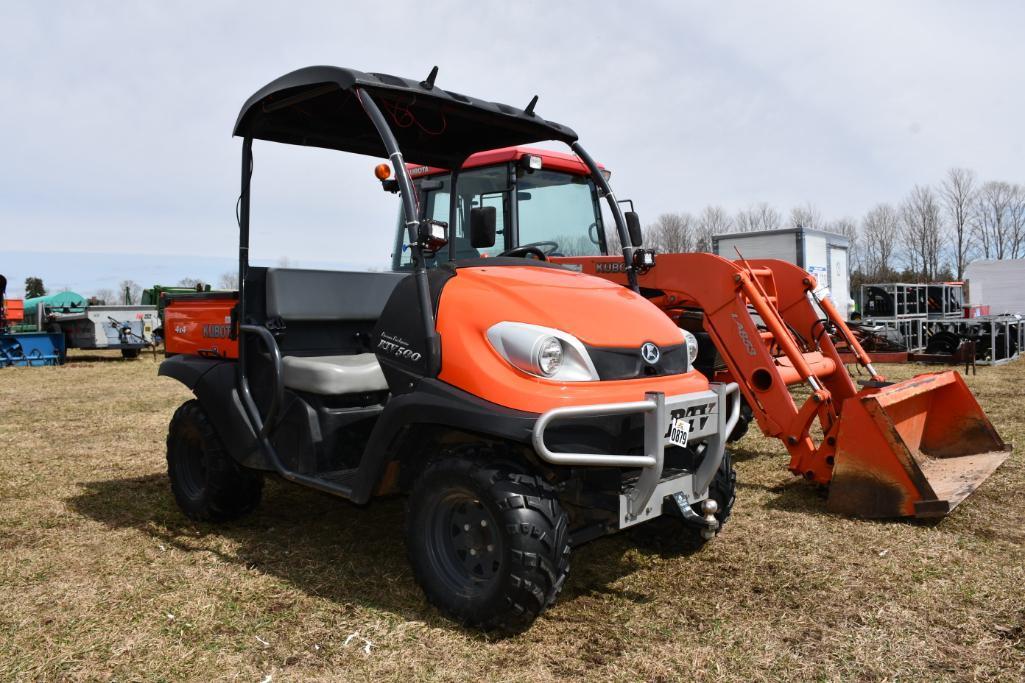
<box><xmin>374</xmin><ymin>163</ymin><xmax>392</xmax><ymax>180</ymax></box>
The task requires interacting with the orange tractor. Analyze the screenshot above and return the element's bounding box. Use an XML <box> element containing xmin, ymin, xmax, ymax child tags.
<box><xmin>402</xmin><ymin>146</ymin><xmax>1010</xmax><ymax>519</ymax></box>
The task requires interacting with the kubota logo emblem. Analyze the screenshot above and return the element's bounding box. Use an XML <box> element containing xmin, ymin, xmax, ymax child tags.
<box><xmin>641</xmin><ymin>342</ymin><xmax>661</xmax><ymax>365</ymax></box>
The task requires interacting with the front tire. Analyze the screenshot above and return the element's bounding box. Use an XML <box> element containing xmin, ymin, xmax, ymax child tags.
<box><xmin>406</xmin><ymin>451</ymin><xmax>571</xmax><ymax>633</ymax></box>
<box><xmin>166</xmin><ymin>400</ymin><xmax>263</xmax><ymax>522</ymax></box>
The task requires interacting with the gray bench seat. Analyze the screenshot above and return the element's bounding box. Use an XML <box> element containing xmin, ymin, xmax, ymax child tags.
<box><xmin>265</xmin><ymin>268</ymin><xmax>403</xmax><ymax>396</ymax></box>
<box><xmin>282</xmin><ymin>354</ymin><xmax>388</xmax><ymax>395</ymax></box>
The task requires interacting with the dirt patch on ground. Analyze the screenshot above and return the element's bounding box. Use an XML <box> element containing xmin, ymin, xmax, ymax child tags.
<box><xmin>1</xmin><ymin>351</ymin><xmax>1023</xmax><ymax>680</ymax></box>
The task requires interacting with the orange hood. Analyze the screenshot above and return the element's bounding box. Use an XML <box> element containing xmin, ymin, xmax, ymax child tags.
<box><xmin>435</xmin><ymin>264</ymin><xmax>708</xmax><ymax>412</ymax></box>
<box><xmin>438</xmin><ymin>265</ymin><xmax>683</xmax><ymax>347</ymax></box>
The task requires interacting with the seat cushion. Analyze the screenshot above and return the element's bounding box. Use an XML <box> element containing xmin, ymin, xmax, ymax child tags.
<box><xmin>281</xmin><ymin>354</ymin><xmax>388</xmax><ymax>395</ymax></box>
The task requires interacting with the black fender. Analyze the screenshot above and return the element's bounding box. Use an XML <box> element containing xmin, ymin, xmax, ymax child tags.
<box><xmin>158</xmin><ymin>355</ymin><xmax>267</xmax><ymax>470</ymax></box>
<box><xmin>349</xmin><ymin>378</ymin><xmax>540</xmax><ymax>503</ymax></box>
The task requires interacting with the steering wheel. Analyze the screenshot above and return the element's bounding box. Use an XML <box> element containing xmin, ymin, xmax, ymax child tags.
<box><xmin>499</xmin><ymin>241</ymin><xmax>559</xmax><ymax>261</ymax></box>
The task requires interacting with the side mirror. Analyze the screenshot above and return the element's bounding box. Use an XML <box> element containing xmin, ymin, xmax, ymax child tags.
<box><xmin>470</xmin><ymin>206</ymin><xmax>497</xmax><ymax>248</ymax></box>
<box><xmin>625</xmin><ymin>211</ymin><xmax>643</xmax><ymax>247</ymax></box>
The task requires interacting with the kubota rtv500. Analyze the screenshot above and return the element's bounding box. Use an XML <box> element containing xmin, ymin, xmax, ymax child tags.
<box><xmin>159</xmin><ymin>66</ymin><xmax>741</xmax><ymax>632</ymax></box>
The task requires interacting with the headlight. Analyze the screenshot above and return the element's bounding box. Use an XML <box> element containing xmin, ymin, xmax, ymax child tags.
<box><xmin>536</xmin><ymin>337</ymin><xmax>563</xmax><ymax>376</ymax></box>
<box><xmin>487</xmin><ymin>322</ymin><xmax>599</xmax><ymax>381</ymax></box>
<box><xmin>681</xmin><ymin>329</ymin><xmax>699</xmax><ymax>365</ymax></box>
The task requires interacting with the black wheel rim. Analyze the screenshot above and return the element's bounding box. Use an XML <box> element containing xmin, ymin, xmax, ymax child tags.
<box><xmin>425</xmin><ymin>489</ymin><xmax>503</xmax><ymax>597</ymax></box>
<box><xmin>173</xmin><ymin>429</ymin><xmax>207</xmax><ymax>500</ymax></box>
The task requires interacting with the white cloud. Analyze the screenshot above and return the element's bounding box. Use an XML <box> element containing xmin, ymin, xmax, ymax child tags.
<box><xmin>1</xmin><ymin>0</ymin><xmax>1022</xmax><ymax>283</ymax></box>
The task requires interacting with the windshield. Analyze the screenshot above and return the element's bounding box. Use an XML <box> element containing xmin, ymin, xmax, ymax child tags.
<box><xmin>391</xmin><ymin>164</ymin><xmax>605</xmax><ymax>270</ymax></box>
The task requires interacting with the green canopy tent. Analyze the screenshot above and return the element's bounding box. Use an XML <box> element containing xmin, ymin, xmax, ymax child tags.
<box><xmin>22</xmin><ymin>291</ymin><xmax>87</xmax><ymax>325</ymax></box>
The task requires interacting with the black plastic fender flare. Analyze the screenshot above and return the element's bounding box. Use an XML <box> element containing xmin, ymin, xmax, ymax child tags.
<box><xmin>160</xmin><ymin>357</ymin><xmax>547</xmax><ymax>501</ymax></box>
<box><xmin>158</xmin><ymin>355</ymin><xmax>267</xmax><ymax>470</ymax></box>
<box><xmin>348</xmin><ymin>379</ymin><xmax>541</xmax><ymax>503</ymax></box>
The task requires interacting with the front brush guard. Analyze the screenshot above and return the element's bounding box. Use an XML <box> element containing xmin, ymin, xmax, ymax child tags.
<box><xmin>532</xmin><ymin>383</ymin><xmax>740</xmax><ymax>528</ymax></box>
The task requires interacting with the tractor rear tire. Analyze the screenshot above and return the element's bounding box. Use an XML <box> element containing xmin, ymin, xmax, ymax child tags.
<box><xmin>166</xmin><ymin>400</ymin><xmax>263</xmax><ymax>522</ymax></box>
<box><xmin>406</xmin><ymin>450</ymin><xmax>571</xmax><ymax>634</ymax></box>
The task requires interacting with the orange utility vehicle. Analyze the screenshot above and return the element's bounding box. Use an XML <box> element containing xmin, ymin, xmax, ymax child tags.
<box><xmin>159</xmin><ymin>67</ymin><xmax>741</xmax><ymax>632</ymax></box>
<box><xmin>401</xmin><ymin>146</ymin><xmax>1010</xmax><ymax>519</ymax></box>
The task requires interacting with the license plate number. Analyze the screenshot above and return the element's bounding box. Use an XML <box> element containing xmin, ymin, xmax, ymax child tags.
<box><xmin>668</xmin><ymin>416</ymin><xmax>690</xmax><ymax>448</ymax></box>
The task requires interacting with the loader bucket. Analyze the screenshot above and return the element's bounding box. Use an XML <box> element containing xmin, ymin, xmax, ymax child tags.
<box><xmin>828</xmin><ymin>371</ymin><xmax>1010</xmax><ymax>519</ymax></box>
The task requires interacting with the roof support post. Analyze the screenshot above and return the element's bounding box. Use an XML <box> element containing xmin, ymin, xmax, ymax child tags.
<box><xmin>447</xmin><ymin>166</ymin><xmax>461</xmax><ymax>262</ymax></box>
<box><xmin>237</xmin><ymin>136</ymin><xmax>253</xmax><ymax>331</ymax></box>
<box><xmin>357</xmin><ymin>88</ymin><xmax>441</xmax><ymax>374</ymax></box>
<box><xmin>571</xmin><ymin>141</ymin><xmax>639</xmax><ymax>292</ymax></box>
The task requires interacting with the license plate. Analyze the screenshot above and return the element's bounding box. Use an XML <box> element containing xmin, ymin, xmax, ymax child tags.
<box><xmin>668</xmin><ymin>416</ymin><xmax>690</xmax><ymax>448</ymax></box>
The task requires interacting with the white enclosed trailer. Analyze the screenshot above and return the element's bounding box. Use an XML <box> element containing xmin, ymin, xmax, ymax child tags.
<box><xmin>964</xmin><ymin>259</ymin><xmax>1025</xmax><ymax>315</ymax></box>
<box><xmin>712</xmin><ymin>227</ymin><xmax>851</xmax><ymax>316</ymax></box>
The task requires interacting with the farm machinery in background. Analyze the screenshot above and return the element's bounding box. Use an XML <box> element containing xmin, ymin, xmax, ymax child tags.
<box><xmin>142</xmin><ymin>283</ymin><xmax>223</xmax><ymax>342</ymax></box>
<box><xmin>1</xmin><ymin>274</ymin><xmax>65</xmax><ymax>367</ymax></box>
<box><xmin>857</xmin><ymin>282</ymin><xmax>1022</xmax><ymax>366</ymax></box>
<box><xmin>2</xmin><ymin>277</ymin><xmax>224</xmax><ymax>362</ymax></box>
<box><xmin>50</xmin><ymin>303</ymin><xmax>158</xmax><ymax>358</ymax></box>
<box><xmin>402</xmin><ymin>146</ymin><xmax>1010</xmax><ymax>519</ymax></box>
<box><xmin>5</xmin><ymin>280</ymin><xmax>159</xmax><ymax>360</ymax></box>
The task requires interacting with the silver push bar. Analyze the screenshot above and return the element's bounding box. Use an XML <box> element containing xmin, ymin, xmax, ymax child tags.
<box><xmin>531</xmin><ymin>383</ymin><xmax>741</xmax><ymax>522</ymax></box>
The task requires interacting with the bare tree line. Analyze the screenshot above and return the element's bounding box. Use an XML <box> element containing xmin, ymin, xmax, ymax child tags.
<box><xmin>635</xmin><ymin>167</ymin><xmax>1025</xmax><ymax>283</ymax></box>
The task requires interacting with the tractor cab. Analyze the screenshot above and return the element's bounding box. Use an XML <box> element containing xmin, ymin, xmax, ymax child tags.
<box><xmin>159</xmin><ymin>66</ymin><xmax>741</xmax><ymax>632</ymax></box>
<box><xmin>390</xmin><ymin>147</ymin><xmax>609</xmax><ymax>267</ymax></box>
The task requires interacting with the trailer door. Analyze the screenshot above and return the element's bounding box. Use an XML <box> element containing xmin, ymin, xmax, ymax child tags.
<box><xmin>828</xmin><ymin>245</ymin><xmax>850</xmax><ymax>316</ymax></box>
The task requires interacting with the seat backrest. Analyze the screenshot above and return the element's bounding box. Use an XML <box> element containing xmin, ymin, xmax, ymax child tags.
<box><xmin>266</xmin><ymin>268</ymin><xmax>405</xmax><ymax>322</ymax></box>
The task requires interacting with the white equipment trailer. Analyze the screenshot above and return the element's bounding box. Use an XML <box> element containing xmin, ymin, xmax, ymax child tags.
<box><xmin>712</xmin><ymin>227</ymin><xmax>852</xmax><ymax>316</ymax></box>
<box><xmin>49</xmin><ymin>305</ymin><xmax>158</xmax><ymax>358</ymax></box>
<box><xmin>965</xmin><ymin>259</ymin><xmax>1025</xmax><ymax>315</ymax></box>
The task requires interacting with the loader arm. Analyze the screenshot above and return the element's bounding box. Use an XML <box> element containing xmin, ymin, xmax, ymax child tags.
<box><xmin>556</xmin><ymin>253</ymin><xmax>1010</xmax><ymax>518</ymax></box>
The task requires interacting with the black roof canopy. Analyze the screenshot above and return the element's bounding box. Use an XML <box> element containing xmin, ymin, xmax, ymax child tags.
<box><xmin>233</xmin><ymin>66</ymin><xmax>578</xmax><ymax>167</ymax></box>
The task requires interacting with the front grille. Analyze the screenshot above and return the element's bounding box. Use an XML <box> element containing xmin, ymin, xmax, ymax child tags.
<box><xmin>586</xmin><ymin>343</ymin><xmax>687</xmax><ymax>380</ymax></box>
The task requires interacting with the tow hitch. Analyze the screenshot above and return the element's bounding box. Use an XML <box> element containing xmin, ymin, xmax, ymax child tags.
<box><xmin>672</xmin><ymin>491</ymin><xmax>720</xmax><ymax>539</ymax></box>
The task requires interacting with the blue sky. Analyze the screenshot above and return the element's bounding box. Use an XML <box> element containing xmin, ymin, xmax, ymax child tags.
<box><xmin>1</xmin><ymin>1</ymin><xmax>1023</xmax><ymax>297</ymax></box>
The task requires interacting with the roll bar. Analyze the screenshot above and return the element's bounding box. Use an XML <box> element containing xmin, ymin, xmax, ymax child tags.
<box><xmin>234</xmin><ymin>86</ymin><xmax>637</xmax><ymax>399</ymax></box>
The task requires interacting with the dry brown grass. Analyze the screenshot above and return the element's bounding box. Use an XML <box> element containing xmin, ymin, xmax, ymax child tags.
<box><xmin>1</xmin><ymin>351</ymin><xmax>1023</xmax><ymax>681</ymax></box>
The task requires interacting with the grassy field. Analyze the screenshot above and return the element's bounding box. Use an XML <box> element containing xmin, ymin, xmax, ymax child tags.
<box><xmin>1</xmin><ymin>351</ymin><xmax>1023</xmax><ymax>681</ymax></box>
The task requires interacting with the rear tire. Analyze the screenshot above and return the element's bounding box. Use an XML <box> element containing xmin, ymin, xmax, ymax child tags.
<box><xmin>166</xmin><ymin>400</ymin><xmax>263</xmax><ymax>522</ymax></box>
<box><xmin>405</xmin><ymin>450</ymin><xmax>571</xmax><ymax>633</ymax></box>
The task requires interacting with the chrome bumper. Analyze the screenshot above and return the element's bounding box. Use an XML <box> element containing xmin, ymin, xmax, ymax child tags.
<box><xmin>531</xmin><ymin>383</ymin><xmax>741</xmax><ymax>529</ymax></box>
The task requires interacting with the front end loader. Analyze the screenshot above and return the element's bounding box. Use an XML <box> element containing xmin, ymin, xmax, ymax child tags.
<box><xmin>565</xmin><ymin>253</ymin><xmax>1009</xmax><ymax>518</ymax></box>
